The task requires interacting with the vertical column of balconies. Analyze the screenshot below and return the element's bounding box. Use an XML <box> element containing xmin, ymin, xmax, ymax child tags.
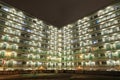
<box><xmin>61</xmin><ymin>25</ymin><xmax>74</xmax><ymax>70</ymax></box>
<box><xmin>75</xmin><ymin>17</ymin><xmax>94</xmax><ymax>70</ymax></box>
<box><xmin>41</xmin><ymin>23</ymin><xmax>49</xmax><ymax>70</ymax></box>
<box><xmin>57</xmin><ymin>30</ymin><xmax>62</xmax><ymax>70</ymax></box>
<box><xmin>47</xmin><ymin>26</ymin><xmax>60</xmax><ymax>70</ymax></box>
<box><xmin>26</xmin><ymin>19</ymin><xmax>46</xmax><ymax>70</ymax></box>
<box><xmin>47</xmin><ymin>26</ymin><xmax>53</xmax><ymax>70</ymax></box>
<box><xmin>70</xmin><ymin>24</ymin><xmax>79</xmax><ymax>70</ymax></box>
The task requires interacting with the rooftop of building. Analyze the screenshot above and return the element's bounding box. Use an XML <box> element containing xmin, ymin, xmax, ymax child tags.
<box><xmin>1</xmin><ymin>0</ymin><xmax>118</xmax><ymax>28</ymax></box>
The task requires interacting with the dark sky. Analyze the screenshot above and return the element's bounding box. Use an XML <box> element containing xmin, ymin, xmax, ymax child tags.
<box><xmin>0</xmin><ymin>0</ymin><xmax>115</xmax><ymax>27</ymax></box>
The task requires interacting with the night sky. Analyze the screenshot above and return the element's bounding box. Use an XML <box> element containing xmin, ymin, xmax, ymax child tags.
<box><xmin>0</xmin><ymin>0</ymin><xmax>115</xmax><ymax>27</ymax></box>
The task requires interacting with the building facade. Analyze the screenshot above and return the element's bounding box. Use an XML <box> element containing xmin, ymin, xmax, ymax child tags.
<box><xmin>0</xmin><ymin>1</ymin><xmax>120</xmax><ymax>71</ymax></box>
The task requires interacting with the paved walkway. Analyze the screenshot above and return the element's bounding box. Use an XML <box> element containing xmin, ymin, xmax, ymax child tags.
<box><xmin>0</xmin><ymin>74</ymin><xmax>120</xmax><ymax>80</ymax></box>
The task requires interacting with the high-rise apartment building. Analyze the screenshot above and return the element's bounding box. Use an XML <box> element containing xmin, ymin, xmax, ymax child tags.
<box><xmin>0</xmin><ymin>1</ymin><xmax>120</xmax><ymax>71</ymax></box>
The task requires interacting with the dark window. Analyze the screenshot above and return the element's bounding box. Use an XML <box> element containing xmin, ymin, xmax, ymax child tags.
<box><xmin>33</xmin><ymin>20</ymin><xmax>36</xmax><ymax>23</ymax></box>
<box><xmin>97</xmin><ymin>32</ymin><xmax>101</xmax><ymax>36</ymax></box>
<box><xmin>98</xmin><ymin>39</ymin><xmax>102</xmax><ymax>43</ymax></box>
<box><xmin>99</xmin><ymin>46</ymin><xmax>103</xmax><ymax>49</ymax></box>
<box><xmin>22</xmin><ymin>61</ymin><xmax>26</xmax><ymax>65</ymax></box>
<box><xmin>92</xmin><ymin>34</ymin><xmax>95</xmax><ymax>37</ymax></box>
<box><xmin>62</xmin><ymin>63</ymin><xmax>64</xmax><ymax>66</ymax></box>
<box><xmin>94</xmin><ymin>15</ymin><xmax>98</xmax><ymax>18</ymax></box>
<box><xmin>101</xmin><ymin>61</ymin><xmax>106</xmax><ymax>65</ymax></box>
